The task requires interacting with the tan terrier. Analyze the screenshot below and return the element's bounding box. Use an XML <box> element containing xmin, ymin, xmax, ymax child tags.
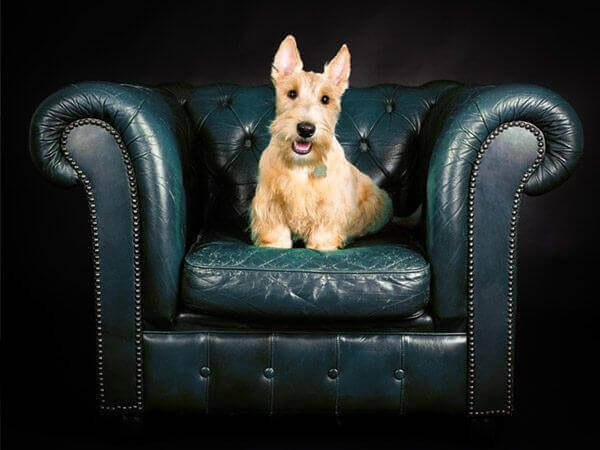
<box><xmin>250</xmin><ymin>35</ymin><xmax>392</xmax><ymax>251</ymax></box>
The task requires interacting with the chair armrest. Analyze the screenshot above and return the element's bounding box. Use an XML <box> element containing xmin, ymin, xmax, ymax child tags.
<box><xmin>420</xmin><ymin>84</ymin><xmax>583</xmax><ymax>415</ymax></box>
<box><xmin>421</xmin><ymin>83</ymin><xmax>583</xmax><ymax>321</ymax></box>
<box><xmin>29</xmin><ymin>82</ymin><xmax>196</xmax><ymax>411</ymax></box>
<box><xmin>30</xmin><ymin>81</ymin><xmax>195</xmax><ymax>326</ymax></box>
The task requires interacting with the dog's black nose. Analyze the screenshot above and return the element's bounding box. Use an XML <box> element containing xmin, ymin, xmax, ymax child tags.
<box><xmin>297</xmin><ymin>122</ymin><xmax>316</xmax><ymax>138</ymax></box>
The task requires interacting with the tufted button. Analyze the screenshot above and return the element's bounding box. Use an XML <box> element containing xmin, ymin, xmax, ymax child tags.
<box><xmin>264</xmin><ymin>367</ymin><xmax>275</xmax><ymax>379</ymax></box>
<box><xmin>384</xmin><ymin>99</ymin><xmax>395</xmax><ymax>113</ymax></box>
<box><xmin>394</xmin><ymin>369</ymin><xmax>405</xmax><ymax>380</ymax></box>
<box><xmin>244</xmin><ymin>137</ymin><xmax>253</xmax><ymax>148</ymax></box>
<box><xmin>328</xmin><ymin>368</ymin><xmax>339</xmax><ymax>379</ymax></box>
<box><xmin>199</xmin><ymin>367</ymin><xmax>210</xmax><ymax>378</ymax></box>
<box><xmin>359</xmin><ymin>139</ymin><xmax>369</xmax><ymax>152</ymax></box>
<box><xmin>218</xmin><ymin>95</ymin><xmax>231</xmax><ymax>108</ymax></box>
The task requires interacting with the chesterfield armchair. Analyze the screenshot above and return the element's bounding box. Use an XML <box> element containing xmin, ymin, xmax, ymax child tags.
<box><xmin>29</xmin><ymin>80</ymin><xmax>582</xmax><ymax>422</ymax></box>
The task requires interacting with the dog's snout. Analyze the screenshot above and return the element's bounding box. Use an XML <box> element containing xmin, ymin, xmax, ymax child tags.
<box><xmin>297</xmin><ymin>122</ymin><xmax>316</xmax><ymax>138</ymax></box>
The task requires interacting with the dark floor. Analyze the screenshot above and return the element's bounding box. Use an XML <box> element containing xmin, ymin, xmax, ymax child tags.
<box><xmin>2</xmin><ymin>310</ymin><xmax>597</xmax><ymax>449</ymax></box>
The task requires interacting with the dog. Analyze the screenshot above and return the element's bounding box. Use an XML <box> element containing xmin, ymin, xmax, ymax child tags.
<box><xmin>250</xmin><ymin>35</ymin><xmax>392</xmax><ymax>251</ymax></box>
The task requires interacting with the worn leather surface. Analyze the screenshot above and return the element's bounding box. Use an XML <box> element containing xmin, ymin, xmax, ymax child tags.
<box><xmin>181</xmin><ymin>225</ymin><xmax>430</xmax><ymax>321</ymax></box>
<box><xmin>420</xmin><ymin>84</ymin><xmax>584</xmax><ymax>321</ymax></box>
<box><xmin>186</xmin><ymin>81</ymin><xmax>459</xmax><ymax>231</ymax></box>
<box><xmin>143</xmin><ymin>331</ymin><xmax>466</xmax><ymax>414</ymax></box>
<box><xmin>172</xmin><ymin>310</ymin><xmax>434</xmax><ymax>332</ymax></box>
<box><xmin>29</xmin><ymin>82</ymin><xmax>197</xmax><ymax>326</ymax></box>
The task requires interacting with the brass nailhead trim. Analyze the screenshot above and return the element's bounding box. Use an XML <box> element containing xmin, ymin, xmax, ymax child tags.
<box><xmin>61</xmin><ymin>118</ymin><xmax>144</xmax><ymax>412</ymax></box>
<box><xmin>467</xmin><ymin>121</ymin><xmax>545</xmax><ymax>417</ymax></box>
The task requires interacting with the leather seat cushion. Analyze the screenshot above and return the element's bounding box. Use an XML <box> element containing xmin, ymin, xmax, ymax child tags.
<box><xmin>181</xmin><ymin>225</ymin><xmax>430</xmax><ymax>322</ymax></box>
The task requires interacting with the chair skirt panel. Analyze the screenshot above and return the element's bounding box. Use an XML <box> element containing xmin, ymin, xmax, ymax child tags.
<box><xmin>143</xmin><ymin>331</ymin><xmax>466</xmax><ymax>414</ymax></box>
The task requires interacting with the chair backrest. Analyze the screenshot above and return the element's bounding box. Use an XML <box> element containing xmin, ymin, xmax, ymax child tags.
<box><xmin>185</xmin><ymin>81</ymin><xmax>459</xmax><ymax>231</ymax></box>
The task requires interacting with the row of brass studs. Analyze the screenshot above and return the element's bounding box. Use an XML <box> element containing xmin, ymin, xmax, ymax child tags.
<box><xmin>467</xmin><ymin>121</ymin><xmax>545</xmax><ymax>416</ymax></box>
<box><xmin>61</xmin><ymin>118</ymin><xmax>144</xmax><ymax>412</ymax></box>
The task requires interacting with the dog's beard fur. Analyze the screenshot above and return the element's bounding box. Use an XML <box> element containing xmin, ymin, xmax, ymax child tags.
<box><xmin>269</xmin><ymin>109</ymin><xmax>335</xmax><ymax>167</ymax></box>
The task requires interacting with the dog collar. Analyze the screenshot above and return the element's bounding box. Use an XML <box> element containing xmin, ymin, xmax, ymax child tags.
<box><xmin>312</xmin><ymin>164</ymin><xmax>327</xmax><ymax>178</ymax></box>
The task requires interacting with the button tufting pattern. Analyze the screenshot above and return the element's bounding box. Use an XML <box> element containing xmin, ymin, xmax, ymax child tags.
<box><xmin>394</xmin><ymin>369</ymin><xmax>405</xmax><ymax>380</ymax></box>
<box><xmin>384</xmin><ymin>99</ymin><xmax>394</xmax><ymax>113</ymax></box>
<box><xmin>359</xmin><ymin>139</ymin><xmax>369</xmax><ymax>152</ymax></box>
<box><xmin>185</xmin><ymin>82</ymin><xmax>460</xmax><ymax>229</ymax></box>
<box><xmin>144</xmin><ymin>332</ymin><xmax>467</xmax><ymax>414</ymax></box>
<box><xmin>218</xmin><ymin>95</ymin><xmax>231</xmax><ymax>108</ymax></box>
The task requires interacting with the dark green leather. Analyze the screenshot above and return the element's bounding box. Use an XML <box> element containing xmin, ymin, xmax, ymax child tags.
<box><xmin>181</xmin><ymin>225</ymin><xmax>429</xmax><ymax>321</ymax></box>
<box><xmin>29</xmin><ymin>82</ymin><xmax>197</xmax><ymax>327</ymax></box>
<box><xmin>468</xmin><ymin>124</ymin><xmax>541</xmax><ymax>414</ymax></box>
<box><xmin>29</xmin><ymin>79</ymin><xmax>583</xmax><ymax>417</ymax></box>
<box><xmin>186</xmin><ymin>81</ymin><xmax>458</xmax><ymax>230</ymax></box>
<box><xmin>64</xmin><ymin>124</ymin><xmax>140</xmax><ymax>409</ymax></box>
<box><xmin>143</xmin><ymin>331</ymin><xmax>466</xmax><ymax>414</ymax></box>
<box><xmin>417</xmin><ymin>84</ymin><xmax>583</xmax><ymax>415</ymax></box>
<box><xmin>420</xmin><ymin>84</ymin><xmax>584</xmax><ymax>322</ymax></box>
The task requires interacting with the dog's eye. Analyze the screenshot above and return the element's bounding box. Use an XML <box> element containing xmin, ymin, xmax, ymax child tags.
<box><xmin>321</xmin><ymin>95</ymin><xmax>329</xmax><ymax>105</ymax></box>
<box><xmin>287</xmin><ymin>90</ymin><xmax>297</xmax><ymax>99</ymax></box>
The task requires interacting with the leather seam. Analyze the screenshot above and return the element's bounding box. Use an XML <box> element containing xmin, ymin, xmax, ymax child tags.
<box><xmin>184</xmin><ymin>265</ymin><xmax>430</xmax><ymax>276</ymax></box>
<box><xmin>400</xmin><ymin>335</ymin><xmax>405</xmax><ymax>415</ymax></box>
<box><xmin>335</xmin><ymin>334</ymin><xmax>340</xmax><ymax>416</ymax></box>
<box><xmin>269</xmin><ymin>333</ymin><xmax>274</xmax><ymax>415</ymax></box>
<box><xmin>144</xmin><ymin>331</ymin><xmax>466</xmax><ymax>336</ymax></box>
<box><xmin>181</xmin><ymin>301</ymin><xmax>427</xmax><ymax>322</ymax></box>
<box><xmin>205</xmin><ymin>331</ymin><xmax>210</xmax><ymax>414</ymax></box>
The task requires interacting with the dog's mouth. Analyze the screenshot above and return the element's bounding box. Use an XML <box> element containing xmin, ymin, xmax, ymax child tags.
<box><xmin>292</xmin><ymin>140</ymin><xmax>312</xmax><ymax>155</ymax></box>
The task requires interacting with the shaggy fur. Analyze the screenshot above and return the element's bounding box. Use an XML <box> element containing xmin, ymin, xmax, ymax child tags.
<box><xmin>250</xmin><ymin>35</ymin><xmax>392</xmax><ymax>251</ymax></box>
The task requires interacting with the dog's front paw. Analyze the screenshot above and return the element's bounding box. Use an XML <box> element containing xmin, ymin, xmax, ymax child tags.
<box><xmin>306</xmin><ymin>230</ymin><xmax>344</xmax><ymax>251</ymax></box>
<box><xmin>259</xmin><ymin>240</ymin><xmax>293</xmax><ymax>249</ymax></box>
<box><xmin>251</xmin><ymin>223</ymin><xmax>292</xmax><ymax>249</ymax></box>
<box><xmin>307</xmin><ymin>243</ymin><xmax>339</xmax><ymax>252</ymax></box>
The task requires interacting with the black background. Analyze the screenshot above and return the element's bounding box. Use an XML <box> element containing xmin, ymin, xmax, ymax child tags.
<box><xmin>2</xmin><ymin>1</ymin><xmax>599</xmax><ymax>448</ymax></box>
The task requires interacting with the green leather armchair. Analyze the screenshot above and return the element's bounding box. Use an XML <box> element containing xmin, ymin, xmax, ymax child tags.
<box><xmin>29</xmin><ymin>80</ymin><xmax>583</xmax><ymax>418</ymax></box>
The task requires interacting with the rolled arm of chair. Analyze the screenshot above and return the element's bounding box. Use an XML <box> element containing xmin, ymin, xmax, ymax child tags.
<box><xmin>29</xmin><ymin>81</ymin><xmax>195</xmax><ymax>411</ymax></box>
<box><xmin>30</xmin><ymin>81</ymin><xmax>195</xmax><ymax>326</ymax></box>
<box><xmin>420</xmin><ymin>83</ymin><xmax>583</xmax><ymax>415</ymax></box>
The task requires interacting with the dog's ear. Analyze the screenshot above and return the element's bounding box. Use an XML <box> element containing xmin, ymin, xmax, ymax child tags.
<box><xmin>272</xmin><ymin>35</ymin><xmax>303</xmax><ymax>82</ymax></box>
<box><xmin>324</xmin><ymin>44</ymin><xmax>351</xmax><ymax>90</ymax></box>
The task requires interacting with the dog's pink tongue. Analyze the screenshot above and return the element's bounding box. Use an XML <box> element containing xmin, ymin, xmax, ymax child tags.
<box><xmin>293</xmin><ymin>140</ymin><xmax>312</xmax><ymax>153</ymax></box>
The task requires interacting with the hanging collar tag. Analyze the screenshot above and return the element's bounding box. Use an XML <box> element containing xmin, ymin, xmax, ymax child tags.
<box><xmin>312</xmin><ymin>164</ymin><xmax>327</xmax><ymax>178</ymax></box>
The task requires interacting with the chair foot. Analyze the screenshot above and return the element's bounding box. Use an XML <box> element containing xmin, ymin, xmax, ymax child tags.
<box><xmin>120</xmin><ymin>413</ymin><xmax>143</xmax><ymax>424</ymax></box>
<box><xmin>467</xmin><ymin>417</ymin><xmax>501</xmax><ymax>445</ymax></box>
<box><xmin>117</xmin><ymin>412</ymin><xmax>144</xmax><ymax>435</ymax></box>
